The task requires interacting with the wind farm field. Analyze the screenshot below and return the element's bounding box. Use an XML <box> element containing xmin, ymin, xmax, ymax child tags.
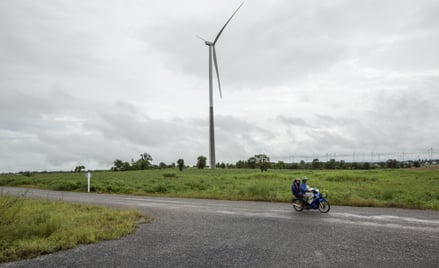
<box><xmin>1</xmin><ymin>167</ymin><xmax>438</xmax><ymax>210</ymax></box>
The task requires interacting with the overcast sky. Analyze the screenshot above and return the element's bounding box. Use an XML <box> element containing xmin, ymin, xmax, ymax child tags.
<box><xmin>1</xmin><ymin>0</ymin><xmax>438</xmax><ymax>172</ymax></box>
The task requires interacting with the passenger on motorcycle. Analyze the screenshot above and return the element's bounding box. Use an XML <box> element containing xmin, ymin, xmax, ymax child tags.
<box><xmin>291</xmin><ymin>178</ymin><xmax>302</xmax><ymax>199</ymax></box>
<box><xmin>300</xmin><ymin>177</ymin><xmax>315</xmax><ymax>204</ymax></box>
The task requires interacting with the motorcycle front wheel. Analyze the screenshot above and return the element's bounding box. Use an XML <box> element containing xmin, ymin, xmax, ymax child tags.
<box><xmin>292</xmin><ymin>199</ymin><xmax>304</xmax><ymax>212</ymax></box>
<box><xmin>318</xmin><ymin>201</ymin><xmax>330</xmax><ymax>213</ymax></box>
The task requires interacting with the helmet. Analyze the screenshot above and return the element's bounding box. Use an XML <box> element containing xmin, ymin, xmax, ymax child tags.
<box><xmin>302</xmin><ymin>176</ymin><xmax>308</xmax><ymax>182</ymax></box>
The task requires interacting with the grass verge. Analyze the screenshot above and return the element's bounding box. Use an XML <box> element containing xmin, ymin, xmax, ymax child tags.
<box><xmin>1</xmin><ymin>167</ymin><xmax>438</xmax><ymax>210</ymax></box>
<box><xmin>0</xmin><ymin>193</ymin><xmax>143</xmax><ymax>263</ymax></box>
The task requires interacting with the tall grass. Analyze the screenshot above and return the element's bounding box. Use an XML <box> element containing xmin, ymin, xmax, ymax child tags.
<box><xmin>1</xmin><ymin>167</ymin><xmax>438</xmax><ymax>210</ymax></box>
<box><xmin>0</xmin><ymin>193</ymin><xmax>141</xmax><ymax>263</ymax></box>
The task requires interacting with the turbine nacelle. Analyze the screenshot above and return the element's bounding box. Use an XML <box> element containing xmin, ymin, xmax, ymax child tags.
<box><xmin>196</xmin><ymin>36</ymin><xmax>214</xmax><ymax>46</ymax></box>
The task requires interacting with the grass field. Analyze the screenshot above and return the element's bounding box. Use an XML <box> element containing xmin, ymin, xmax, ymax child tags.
<box><xmin>0</xmin><ymin>193</ymin><xmax>142</xmax><ymax>263</ymax></box>
<box><xmin>1</xmin><ymin>167</ymin><xmax>438</xmax><ymax>210</ymax></box>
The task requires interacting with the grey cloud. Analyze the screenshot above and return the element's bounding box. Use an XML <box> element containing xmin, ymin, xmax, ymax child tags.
<box><xmin>215</xmin><ymin>115</ymin><xmax>275</xmax><ymax>160</ymax></box>
<box><xmin>365</xmin><ymin>32</ymin><xmax>439</xmax><ymax>72</ymax></box>
<box><xmin>312</xmin><ymin>114</ymin><xmax>354</xmax><ymax>128</ymax></box>
<box><xmin>277</xmin><ymin>115</ymin><xmax>312</xmax><ymax>127</ymax></box>
<box><xmin>0</xmin><ymin>89</ymin><xmax>82</xmax><ymax>132</ymax></box>
<box><xmin>0</xmin><ymin>2</ymin><xmax>102</xmax><ymax>77</ymax></box>
<box><xmin>88</xmin><ymin>105</ymin><xmax>178</xmax><ymax>147</ymax></box>
<box><xmin>303</xmin><ymin>129</ymin><xmax>357</xmax><ymax>152</ymax></box>
<box><xmin>1</xmin><ymin>0</ymin><xmax>438</xmax><ymax>171</ymax></box>
<box><xmin>365</xmin><ymin>89</ymin><xmax>439</xmax><ymax>147</ymax></box>
<box><xmin>144</xmin><ymin>1</ymin><xmax>346</xmax><ymax>89</ymax></box>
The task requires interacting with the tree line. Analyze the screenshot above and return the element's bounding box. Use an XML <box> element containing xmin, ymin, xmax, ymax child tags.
<box><xmin>110</xmin><ymin>152</ymin><xmax>436</xmax><ymax>172</ymax></box>
<box><xmin>3</xmin><ymin>154</ymin><xmax>435</xmax><ymax>176</ymax></box>
<box><xmin>111</xmin><ymin>155</ymin><xmax>209</xmax><ymax>171</ymax></box>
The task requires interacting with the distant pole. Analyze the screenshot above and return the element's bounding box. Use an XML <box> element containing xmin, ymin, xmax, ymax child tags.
<box><xmin>86</xmin><ymin>171</ymin><xmax>92</xmax><ymax>193</ymax></box>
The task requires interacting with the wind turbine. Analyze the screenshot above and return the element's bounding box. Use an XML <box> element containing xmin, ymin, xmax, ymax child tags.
<box><xmin>198</xmin><ymin>1</ymin><xmax>244</xmax><ymax>169</ymax></box>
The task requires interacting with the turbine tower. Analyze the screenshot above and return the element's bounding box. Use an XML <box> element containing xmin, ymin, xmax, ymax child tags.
<box><xmin>198</xmin><ymin>2</ymin><xmax>244</xmax><ymax>169</ymax></box>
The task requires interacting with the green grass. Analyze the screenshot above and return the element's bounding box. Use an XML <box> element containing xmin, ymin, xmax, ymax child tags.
<box><xmin>2</xmin><ymin>168</ymin><xmax>436</xmax><ymax>262</ymax></box>
<box><xmin>1</xmin><ymin>167</ymin><xmax>439</xmax><ymax>210</ymax></box>
<box><xmin>0</xmin><ymin>193</ymin><xmax>142</xmax><ymax>263</ymax></box>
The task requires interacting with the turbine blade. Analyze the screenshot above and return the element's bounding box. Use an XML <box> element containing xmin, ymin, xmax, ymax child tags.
<box><xmin>196</xmin><ymin>35</ymin><xmax>207</xmax><ymax>42</ymax></box>
<box><xmin>213</xmin><ymin>1</ymin><xmax>244</xmax><ymax>45</ymax></box>
<box><xmin>212</xmin><ymin>46</ymin><xmax>222</xmax><ymax>98</ymax></box>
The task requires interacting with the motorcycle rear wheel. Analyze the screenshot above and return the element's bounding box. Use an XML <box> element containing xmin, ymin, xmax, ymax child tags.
<box><xmin>318</xmin><ymin>201</ymin><xmax>330</xmax><ymax>213</ymax></box>
<box><xmin>292</xmin><ymin>199</ymin><xmax>304</xmax><ymax>212</ymax></box>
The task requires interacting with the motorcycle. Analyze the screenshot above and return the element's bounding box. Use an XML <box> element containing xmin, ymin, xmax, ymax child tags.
<box><xmin>292</xmin><ymin>189</ymin><xmax>330</xmax><ymax>213</ymax></box>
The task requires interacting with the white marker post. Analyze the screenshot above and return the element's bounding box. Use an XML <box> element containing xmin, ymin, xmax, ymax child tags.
<box><xmin>86</xmin><ymin>171</ymin><xmax>92</xmax><ymax>193</ymax></box>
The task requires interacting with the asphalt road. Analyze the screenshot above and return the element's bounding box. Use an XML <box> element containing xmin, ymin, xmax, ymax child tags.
<box><xmin>1</xmin><ymin>187</ymin><xmax>439</xmax><ymax>268</ymax></box>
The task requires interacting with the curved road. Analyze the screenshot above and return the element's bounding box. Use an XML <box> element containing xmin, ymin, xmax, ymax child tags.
<box><xmin>1</xmin><ymin>187</ymin><xmax>439</xmax><ymax>267</ymax></box>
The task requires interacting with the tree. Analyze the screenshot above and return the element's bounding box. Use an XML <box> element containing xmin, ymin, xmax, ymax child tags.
<box><xmin>289</xmin><ymin>163</ymin><xmax>298</xmax><ymax>169</ymax></box>
<box><xmin>386</xmin><ymin>159</ymin><xmax>399</xmax><ymax>168</ymax></box>
<box><xmin>260</xmin><ymin>162</ymin><xmax>268</xmax><ymax>172</ymax></box>
<box><xmin>134</xmin><ymin>159</ymin><xmax>149</xmax><ymax>170</ymax></box>
<box><xmin>122</xmin><ymin>161</ymin><xmax>131</xmax><ymax>170</ymax></box>
<box><xmin>351</xmin><ymin>162</ymin><xmax>358</xmax><ymax>169</ymax></box>
<box><xmin>363</xmin><ymin>162</ymin><xmax>370</xmax><ymax>170</ymax></box>
<box><xmin>254</xmin><ymin>154</ymin><xmax>270</xmax><ymax>164</ymax></box>
<box><xmin>247</xmin><ymin>157</ymin><xmax>257</xmax><ymax>169</ymax></box>
<box><xmin>276</xmin><ymin>161</ymin><xmax>285</xmax><ymax>169</ymax></box>
<box><xmin>74</xmin><ymin>165</ymin><xmax>85</xmax><ymax>172</ymax></box>
<box><xmin>135</xmin><ymin>152</ymin><xmax>153</xmax><ymax>170</ymax></box>
<box><xmin>177</xmin><ymin>159</ymin><xmax>185</xmax><ymax>171</ymax></box>
<box><xmin>248</xmin><ymin>154</ymin><xmax>270</xmax><ymax>172</ymax></box>
<box><xmin>326</xmin><ymin>159</ymin><xmax>337</xmax><ymax>169</ymax></box>
<box><xmin>236</xmin><ymin>160</ymin><xmax>246</xmax><ymax>168</ymax></box>
<box><xmin>339</xmin><ymin>160</ymin><xmax>346</xmax><ymax>169</ymax></box>
<box><xmin>140</xmin><ymin>152</ymin><xmax>152</xmax><ymax>162</ymax></box>
<box><xmin>111</xmin><ymin>152</ymin><xmax>154</xmax><ymax>171</ymax></box>
<box><xmin>159</xmin><ymin>162</ymin><xmax>167</xmax><ymax>169</ymax></box>
<box><xmin>112</xmin><ymin>160</ymin><xmax>125</xmax><ymax>171</ymax></box>
<box><xmin>312</xmin><ymin>158</ymin><xmax>321</xmax><ymax>169</ymax></box>
<box><xmin>197</xmin><ymin>156</ymin><xmax>207</xmax><ymax>169</ymax></box>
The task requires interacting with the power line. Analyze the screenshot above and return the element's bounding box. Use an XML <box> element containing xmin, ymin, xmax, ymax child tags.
<box><xmin>272</xmin><ymin>149</ymin><xmax>437</xmax><ymax>163</ymax></box>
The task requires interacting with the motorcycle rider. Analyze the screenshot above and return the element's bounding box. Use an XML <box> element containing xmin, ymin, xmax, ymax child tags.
<box><xmin>300</xmin><ymin>177</ymin><xmax>315</xmax><ymax>204</ymax></box>
<box><xmin>291</xmin><ymin>178</ymin><xmax>302</xmax><ymax>199</ymax></box>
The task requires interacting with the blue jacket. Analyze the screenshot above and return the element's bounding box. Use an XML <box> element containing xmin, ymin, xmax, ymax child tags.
<box><xmin>300</xmin><ymin>182</ymin><xmax>309</xmax><ymax>193</ymax></box>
